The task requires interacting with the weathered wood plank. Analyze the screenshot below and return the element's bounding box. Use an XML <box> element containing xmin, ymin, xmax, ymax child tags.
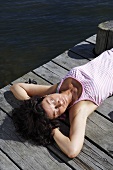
<box><xmin>52</xmin><ymin>51</ymin><xmax>89</xmax><ymax>70</ymax></box>
<box><xmin>33</xmin><ymin>66</ymin><xmax>61</xmax><ymax>84</ymax></box>
<box><xmin>0</xmin><ymin>110</ymin><xmax>71</xmax><ymax>170</ymax></box>
<box><xmin>0</xmin><ymin>150</ymin><xmax>20</xmax><ymax>170</ymax></box>
<box><xmin>12</xmin><ymin>71</ymin><xmax>50</xmax><ymax>85</ymax></box>
<box><xmin>1</xmin><ymin>109</ymin><xmax>113</xmax><ymax>170</ymax></box>
<box><xmin>97</xmin><ymin>97</ymin><xmax>113</xmax><ymax>121</ymax></box>
<box><xmin>86</xmin><ymin>112</ymin><xmax>113</xmax><ymax>154</ymax></box>
<box><xmin>43</xmin><ymin>61</ymin><xmax>68</xmax><ymax>77</ymax></box>
<box><xmin>86</xmin><ymin>34</ymin><xmax>96</xmax><ymax>44</ymax></box>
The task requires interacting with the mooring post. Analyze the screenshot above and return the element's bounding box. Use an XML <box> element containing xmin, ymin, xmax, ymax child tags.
<box><xmin>95</xmin><ymin>20</ymin><xmax>113</xmax><ymax>55</ymax></box>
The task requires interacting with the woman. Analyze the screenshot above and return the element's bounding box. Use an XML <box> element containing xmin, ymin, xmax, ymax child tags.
<box><xmin>10</xmin><ymin>49</ymin><xmax>113</xmax><ymax>158</ymax></box>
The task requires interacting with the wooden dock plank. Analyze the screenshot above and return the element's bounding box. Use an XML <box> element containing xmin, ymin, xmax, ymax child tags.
<box><xmin>12</xmin><ymin>71</ymin><xmax>50</xmax><ymax>85</ymax></box>
<box><xmin>1</xmin><ymin>109</ymin><xmax>113</xmax><ymax>170</ymax></box>
<box><xmin>52</xmin><ymin>51</ymin><xmax>88</xmax><ymax>70</ymax></box>
<box><xmin>0</xmin><ymin>150</ymin><xmax>20</xmax><ymax>170</ymax></box>
<box><xmin>97</xmin><ymin>98</ymin><xmax>113</xmax><ymax>121</ymax></box>
<box><xmin>86</xmin><ymin>34</ymin><xmax>96</xmax><ymax>44</ymax></box>
<box><xmin>86</xmin><ymin>113</ymin><xmax>113</xmax><ymax>154</ymax></box>
<box><xmin>43</xmin><ymin>61</ymin><xmax>68</xmax><ymax>77</ymax></box>
<box><xmin>33</xmin><ymin>65</ymin><xmax>61</xmax><ymax>84</ymax></box>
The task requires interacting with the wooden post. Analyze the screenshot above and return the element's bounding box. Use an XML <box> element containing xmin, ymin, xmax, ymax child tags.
<box><xmin>95</xmin><ymin>20</ymin><xmax>113</xmax><ymax>55</ymax></box>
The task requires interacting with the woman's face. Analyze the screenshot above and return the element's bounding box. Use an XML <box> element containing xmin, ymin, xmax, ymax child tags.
<box><xmin>41</xmin><ymin>91</ymin><xmax>71</xmax><ymax>119</ymax></box>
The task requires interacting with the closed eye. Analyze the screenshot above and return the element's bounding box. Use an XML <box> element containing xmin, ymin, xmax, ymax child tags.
<box><xmin>49</xmin><ymin>97</ymin><xmax>56</xmax><ymax>104</ymax></box>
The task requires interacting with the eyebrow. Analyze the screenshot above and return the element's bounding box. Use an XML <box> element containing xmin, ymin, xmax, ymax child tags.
<box><xmin>46</xmin><ymin>99</ymin><xmax>50</xmax><ymax>104</ymax></box>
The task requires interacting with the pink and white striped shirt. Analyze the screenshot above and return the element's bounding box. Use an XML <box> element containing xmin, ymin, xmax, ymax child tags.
<box><xmin>57</xmin><ymin>49</ymin><xmax>113</xmax><ymax>107</ymax></box>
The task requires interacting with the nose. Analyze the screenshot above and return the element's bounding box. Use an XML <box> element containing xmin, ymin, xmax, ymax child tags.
<box><xmin>56</xmin><ymin>99</ymin><xmax>63</xmax><ymax>107</ymax></box>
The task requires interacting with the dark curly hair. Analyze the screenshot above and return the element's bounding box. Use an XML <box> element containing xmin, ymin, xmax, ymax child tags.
<box><xmin>12</xmin><ymin>96</ymin><xmax>60</xmax><ymax>146</ymax></box>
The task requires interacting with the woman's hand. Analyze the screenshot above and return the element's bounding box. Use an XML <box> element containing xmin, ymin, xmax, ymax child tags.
<box><xmin>52</xmin><ymin>128</ymin><xmax>59</xmax><ymax>136</ymax></box>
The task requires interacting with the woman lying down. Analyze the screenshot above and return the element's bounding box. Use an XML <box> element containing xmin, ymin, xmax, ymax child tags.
<box><xmin>10</xmin><ymin>49</ymin><xmax>113</xmax><ymax>158</ymax></box>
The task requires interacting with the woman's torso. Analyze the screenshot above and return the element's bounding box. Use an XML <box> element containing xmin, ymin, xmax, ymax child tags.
<box><xmin>57</xmin><ymin>49</ymin><xmax>113</xmax><ymax>108</ymax></box>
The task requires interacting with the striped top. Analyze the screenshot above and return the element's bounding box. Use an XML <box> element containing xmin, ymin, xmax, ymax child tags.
<box><xmin>57</xmin><ymin>49</ymin><xmax>113</xmax><ymax>107</ymax></box>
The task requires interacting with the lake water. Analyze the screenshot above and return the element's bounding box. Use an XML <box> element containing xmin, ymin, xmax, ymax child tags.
<box><xmin>0</xmin><ymin>0</ymin><xmax>113</xmax><ymax>88</ymax></box>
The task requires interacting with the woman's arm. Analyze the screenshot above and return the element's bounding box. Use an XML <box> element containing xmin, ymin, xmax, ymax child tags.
<box><xmin>53</xmin><ymin>101</ymin><xmax>98</xmax><ymax>158</ymax></box>
<box><xmin>53</xmin><ymin>114</ymin><xmax>87</xmax><ymax>158</ymax></box>
<box><xmin>10</xmin><ymin>83</ymin><xmax>58</xmax><ymax>100</ymax></box>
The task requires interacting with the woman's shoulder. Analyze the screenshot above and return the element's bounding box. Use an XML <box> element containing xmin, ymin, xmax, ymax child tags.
<box><xmin>69</xmin><ymin>100</ymin><xmax>98</xmax><ymax>122</ymax></box>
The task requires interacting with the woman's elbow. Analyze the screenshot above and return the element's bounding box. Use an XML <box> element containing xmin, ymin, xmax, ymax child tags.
<box><xmin>10</xmin><ymin>84</ymin><xmax>15</xmax><ymax>92</ymax></box>
<box><xmin>10</xmin><ymin>84</ymin><xmax>18</xmax><ymax>92</ymax></box>
<box><xmin>67</xmin><ymin>147</ymin><xmax>80</xmax><ymax>158</ymax></box>
<box><xmin>10</xmin><ymin>83</ymin><xmax>21</xmax><ymax>97</ymax></box>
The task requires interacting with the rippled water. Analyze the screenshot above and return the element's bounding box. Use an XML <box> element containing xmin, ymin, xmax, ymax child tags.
<box><xmin>0</xmin><ymin>0</ymin><xmax>113</xmax><ymax>88</ymax></box>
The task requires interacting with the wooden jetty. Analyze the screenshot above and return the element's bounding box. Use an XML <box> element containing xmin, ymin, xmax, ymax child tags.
<box><xmin>1</xmin><ymin>34</ymin><xmax>113</xmax><ymax>170</ymax></box>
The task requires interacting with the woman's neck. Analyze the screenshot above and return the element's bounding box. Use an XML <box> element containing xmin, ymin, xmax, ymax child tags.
<box><xmin>60</xmin><ymin>77</ymin><xmax>82</xmax><ymax>105</ymax></box>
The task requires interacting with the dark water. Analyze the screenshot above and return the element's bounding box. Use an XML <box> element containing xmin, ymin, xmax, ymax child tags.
<box><xmin>0</xmin><ymin>1</ymin><xmax>113</xmax><ymax>88</ymax></box>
